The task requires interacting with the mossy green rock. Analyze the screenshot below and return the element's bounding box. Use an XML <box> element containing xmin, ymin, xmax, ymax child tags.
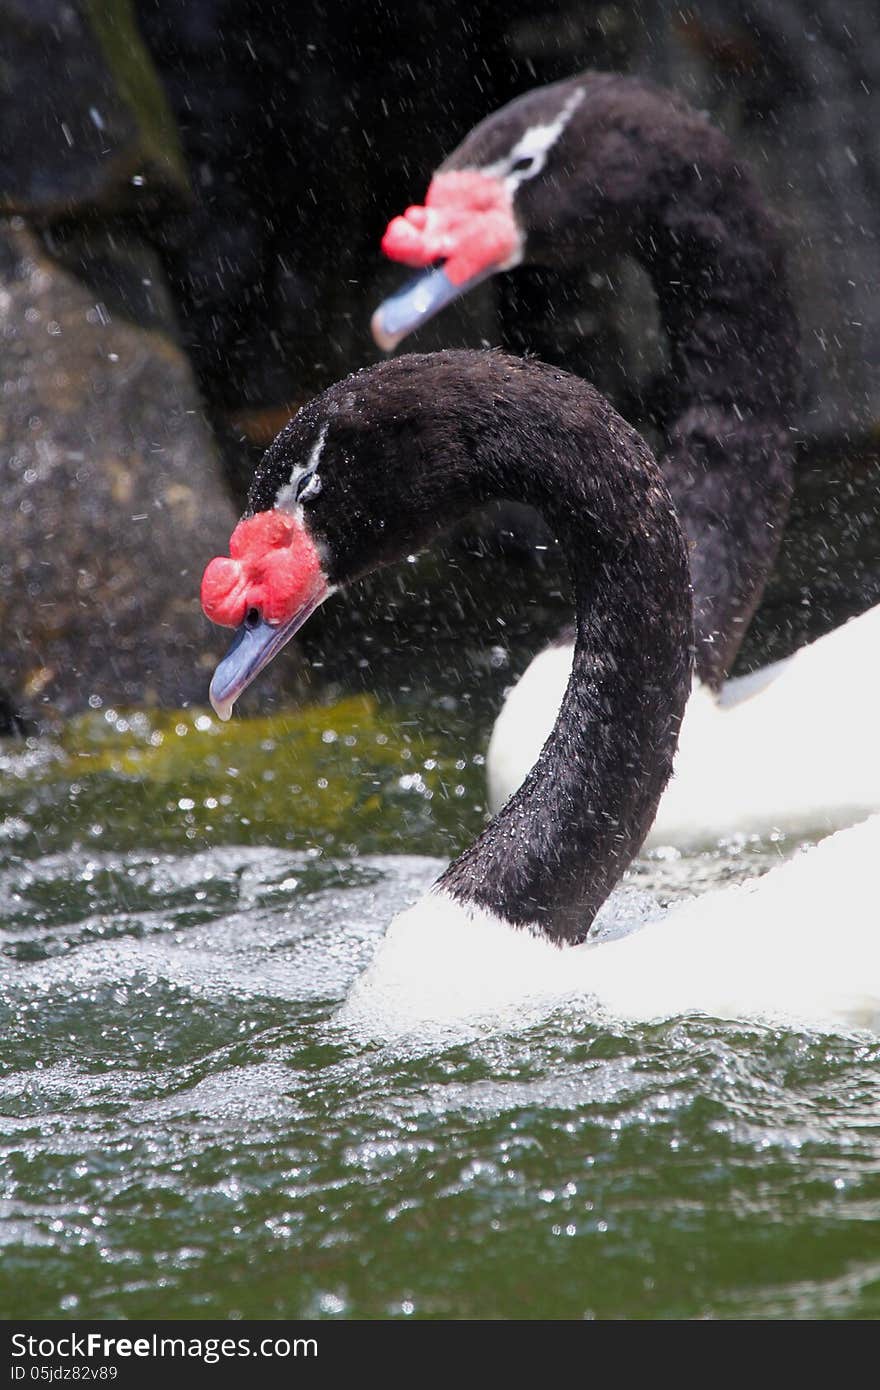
<box><xmin>0</xmin><ymin>222</ymin><xmax>247</xmax><ymax>723</ymax></box>
<box><xmin>0</xmin><ymin>696</ymin><xmax>486</xmax><ymax>863</ymax></box>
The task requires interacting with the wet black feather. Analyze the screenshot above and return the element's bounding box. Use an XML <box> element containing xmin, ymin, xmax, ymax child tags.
<box><xmin>251</xmin><ymin>351</ymin><xmax>692</xmax><ymax>944</ymax></box>
<box><xmin>441</xmin><ymin>71</ymin><xmax>800</xmax><ymax>687</ymax></box>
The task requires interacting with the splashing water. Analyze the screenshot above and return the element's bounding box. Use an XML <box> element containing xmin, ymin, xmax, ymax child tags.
<box><xmin>2</xmin><ymin>701</ymin><xmax>879</xmax><ymax>1319</ymax></box>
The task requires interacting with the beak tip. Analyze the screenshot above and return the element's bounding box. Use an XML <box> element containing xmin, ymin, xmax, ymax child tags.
<box><xmin>209</xmin><ymin>678</ymin><xmax>235</xmax><ymax>723</ymax></box>
<box><xmin>370</xmin><ymin>306</ymin><xmax>402</xmax><ymax>354</ymax></box>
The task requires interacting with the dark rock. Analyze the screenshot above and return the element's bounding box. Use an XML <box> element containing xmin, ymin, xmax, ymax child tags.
<box><xmin>0</xmin><ymin>0</ymin><xmax>189</xmax><ymax>219</ymax></box>
<box><xmin>633</xmin><ymin>0</ymin><xmax>880</xmax><ymax>445</ymax></box>
<box><xmin>0</xmin><ymin>220</ymin><xmax>261</xmax><ymax>724</ymax></box>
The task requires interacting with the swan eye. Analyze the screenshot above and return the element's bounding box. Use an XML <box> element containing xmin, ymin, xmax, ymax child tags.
<box><xmin>510</xmin><ymin>154</ymin><xmax>538</xmax><ymax>176</ymax></box>
<box><xmin>295</xmin><ymin>470</ymin><xmax>322</xmax><ymax>503</ymax></box>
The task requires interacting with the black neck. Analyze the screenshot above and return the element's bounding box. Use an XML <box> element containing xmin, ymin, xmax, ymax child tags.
<box><xmin>645</xmin><ymin>174</ymin><xmax>797</xmax><ymax>419</ymax></box>
<box><xmin>257</xmin><ymin>352</ymin><xmax>692</xmax><ymax>945</ymax></box>
<box><xmin>499</xmin><ymin>78</ymin><xmax>800</xmax><ymax>689</ymax></box>
<box><xmin>637</xmin><ymin>162</ymin><xmax>799</xmax><ymax>687</ymax></box>
<box><xmin>421</xmin><ymin>356</ymin><xmax>694</xmax><ymax>943</ymax></box>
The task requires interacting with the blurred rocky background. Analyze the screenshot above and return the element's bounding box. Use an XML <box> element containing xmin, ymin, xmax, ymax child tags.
<box><xmin>1</xmin><ymin>0</ymin><xmax>879</xmax><ymax>727</ymax></box>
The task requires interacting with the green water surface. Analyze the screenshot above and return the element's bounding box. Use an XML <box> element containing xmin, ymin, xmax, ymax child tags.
<box><xmin>1</xmin><ymin>695</ymin><xmax>879</xmax><ymax>1321</ymax></box>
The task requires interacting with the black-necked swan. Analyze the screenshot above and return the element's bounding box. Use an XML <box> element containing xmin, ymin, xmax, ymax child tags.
<box><xmin>371</xmin><ymin>72</ymin><xmax>880</xmax><ymax>844</ymax></box>
<box><xmin>200</xmin><ymin>351</ymin><xmax>880</xmax><ymax>1037</ymax></box>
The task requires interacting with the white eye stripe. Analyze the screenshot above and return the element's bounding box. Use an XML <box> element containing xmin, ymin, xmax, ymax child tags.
<box><xmin>484</xmin><ymin>87</ymin><xmax>585</xmax><ymax>189</ymax></box>
<box><xmin>275</xmin><ymin>422</ymin><xmax>329</xmax><ymax>514</ymax></box>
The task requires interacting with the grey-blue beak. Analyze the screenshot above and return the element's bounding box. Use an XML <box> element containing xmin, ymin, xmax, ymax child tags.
<box><xmin>209</xmin><ymin>593</ymin><xmax>327</xmax><ymax>721</ymax></box>
<box><xmin>371</xmin><ymin>265</ymin><xmax>494</xmax><ymax>352</ymax></box>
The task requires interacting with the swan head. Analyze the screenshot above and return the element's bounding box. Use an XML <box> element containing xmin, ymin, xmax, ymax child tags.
<box><xmin>200</xmin><ymin>351</ymin><xmax>522</xmax><ymax>718</ymax></box>
<box><xmin>372</xmin><ymin>74</ymin><xmax>663</xmax><ymax>350</ymax></box>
